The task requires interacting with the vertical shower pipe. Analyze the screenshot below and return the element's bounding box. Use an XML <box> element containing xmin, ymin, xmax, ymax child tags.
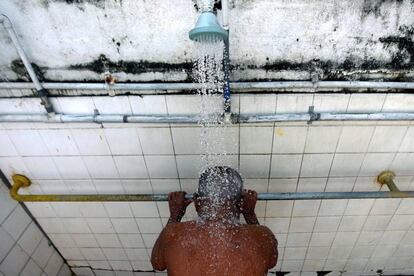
<box><xmin>222</xmin><ymin>0</ymin><xmax>232</xmax><ymax>122</ymax></box>
<box><xmin>0</xmin><ymin>14</ymin><xmax>54</xmax><ymax>114</ymax></box>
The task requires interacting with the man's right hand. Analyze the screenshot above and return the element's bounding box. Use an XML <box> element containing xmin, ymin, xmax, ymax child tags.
<box><xmin>168</xmin><ymin>191</ymin><xmax>192</xmax><ymax>223</ymax></box>
<box><xmin>240</xmin><ymin>189</ymin><xmax>259</xmax><ymax>225</ymax></box>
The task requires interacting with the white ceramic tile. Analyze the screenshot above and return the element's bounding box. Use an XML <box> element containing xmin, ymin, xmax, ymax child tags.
<box><xmin>240</xmin><ymin>126</ymin><xmax>273</xmax><ymax>154</ymax></box>
<box><xmin>104</xmin><ymin>203</ymin><xmax>133</xmax><ymax>218</ymax></box>
<box><xmin>382</xmin><ymin>94</ymin><xmax>414</xmax><ymax>112</ymax></box>
<box><xmin>118</xmin><ymin>234</ymin><xmax>145</xmax><ymax>248</ymax></box>
<box><xmin>111</xmin><ymin>218</ymin><xmax>139</xmax><ymax>234</ymax></box>
<box><xmin>136</xmin><ymin>218</ymin><xmax>163</xmax><ymax>233</ymax></box>
<box><xmin>272</xmin><ymin>126</ymin><xmax>307</xmax><ymax>154</ymax></box>
<box><xmin>0</xmin><ymin>157</ymin><xmax>32</xmax><ymax>180</ymax></box>
<box><xmin>65</xmin><ymin>180</ymin><xmax>96</xmax><ymax>194</ymax></box>
<box><xmin>37</xmin><ymin>218</ymin><xmax>66</xmax><ymax>234</ymax></box>
<box><xmin>0</xmin><ymin>131</ymin><xmax>18</xmax><ymax>156</ymax></box>
<box><xmin>268</xmin><ymin>178</ymin><xmax>297</xmax><ymax>192</ymax></box>
<box><xmin>95</xmin><ymin>234</ymin><xmax>122</xmax><ymax>248</ymax></box>
<box><xmin>57</xmin><ymin>97</ymin><xmax>95</xmax><ymax>114</ymax></box>
<box><xmin>175</xmin><ymin>155</ymin><xmax>201</xmax><ymax>178</ymax></box>
<box><xmin>264</xmin><ymin>218</ymin><xmax>290</xmax><ymax>233</ymax></box>
<box><xmin>87</xmin><ymin>218</ymin><xmax>115</xmax><ymax>234</ymax></box>
<box><xmin>297</xmin><ymin>177</ymin><xmax>327</xmax><ymax>192</ymax></box>
<box><xmin>243</xmin><ymin>178</ymin><xmax>268</xmax><ymax>193</ymax></box>
<box><xmin>379</xmin><ymin>231</ymin><xmax>406</xmax><ymax>245</ymax></box>
<box><xmin>276</xmin><ymin>94</ymin><xmax>313</xmax><ymax>113</ymax></box>
<box><xmin>292</xmin><ymin>200</ymin><xmax>321</xmax><ymax>217</ymax></box>
<box><xmin>399</xmin><ymin>127</ymin><xmax>414</xmax><ymax>152</ymax></box>
<box><xmin>73</xmin><ymin>233</ymin><xmax>99</xmax><ymax>247</ymax></box>
<box><xmin>129</xmin><ymin>95</ymin><xmax>167</xmax><ymax>115</ymax></box>
<box><xmin>270</xmin><ymin>154</ymin><xmax>302</xmax><ymax>178</ymax></box>
<box><xmin>102</xmin><ymin>248</ymin><xmax>128</xmax><ymax>261</ymax></box>
<box><xmin>305</xmin><ymin>126</ymin><xmax>341</xmax><ymax>153</ymax></box>
<box><xmin>306</xmin><ymin>246</ymin><xmax>330</xmax><ymax>259</ymax></box>
<box><xmin>0</xmin><ymin>244</ymin><xmax>29</xmax><ymax>275</ymax></box>
<box><xmin>239</xmin><ymin>94</ymin><xmax>276</xmax><ymax>114</ymax></box>
<box><xmin>8</xmin><ymin>129</ymin><xmax>49</xmax><ymax>156</ymax></box>
<box><xmin>289</xmin><ymin>217</ymin><xmax>316</xmax><ymax>233</ymax></box>
<box><xmin>144</xmin><ymin>155</ymin><xmax>178</xmax><ymax>178</ymax></box>
<box><xmin>16</xmin><ymin>222</ymin><xmax>42</xmax><ymax>255</ymax></box>
<box><xmin>332</xmin><ymin>231</ymin><xmax>359</xmax><ymax>246</ymax></box>
<box><xmin>53</xmin><ymin>156</ymin><xmax>89</xmax><ymax>179</ymax></box>
<box><xmin>72</xmin><ymin>129</ymin><xmax>111</xmax><ymax>155</ymax></box>
<box><xmin>137</xmin><ymin>128</ymin><xmax>173</xmax><ymax>155</ymax></box>
<box><xmin>336</xmin><ymin>126</ymin><xmax>375</xmax><ymax>153</ymax></box>
<box><xmin>23</xmin><ymin>157</ymin><xmax>60</xmax><ymax>179</ymax></box>
<box><xmin>93</xmin><ymin>96</ymin><xmax>132</xmax><ymax>115</ymax></box>
<box><xmin>370</xmin><ymin>199</ymin><xmax>401</xmax><ymax>215</ymax></box>
<box><xmin>130</xmin><ymin>202</ymin><xmax>159</xmax><ymax>218</ymax></box>
<box><xmin>2</xmin><ymin>206</ymin><xmax>31</xmax><ymax>240</ymax></box>
<box><xmin>0</xmin><ymin>226</ymin><xmax>15</xmax><ymax>262</ymax></box>
<box><xmin>300</xmin><ymin>154</ymin><xmax>334</xmax><ymax>177</ymax></box>
<box><xmin>44</xmin><ymin>251</ymin><xmax>63</xmax><ymax>276</ymax></box>
<box><xmin>84</xmin><ymin>156</ymin><xmax>119</xmax><ymax>178</ymax></box>
<box><xmin>328</xmin><ymin>246</ymin><xmax>353</xmax><ymax>260</ymax></box>
<box><xmin>338</xmin><ymin>216</ymin><xmax>366</xmax><ymax>232</ymax></box>
<box><xmin>313</xmin><ymin>216</ymin><xmax>341</xmax><ymax>232</ymax></box>
<box><xmin>113</xmin><ymin>156</ymin><xmax>148</xmax><ymax>178</ymax></box>
<box><xmin>48</xmin><ymin>234</ymin><xmax>75</xmax><ymax>248</ymax></box>
<box><xmin>122</xmin><ymin>180</ymin><xmax>153</xmax><ymax>194</ymax></box>
<box><xmin>124</xmin><ymin>248</ymin><xmax>149</xmax><ymax>262</ymax></box>
<box><xmin>359</xmin><ymin>153</ymin><xmax>395</xmax><ymax>176</ymax></box>
<box><xmin>390</xmin><ymin>153</ymin><xmax>414</xmax><ymax>175</ymax></box>
<box><xmin>62</xmin><ymin>218</ymin><xmax>91</xmax><ymax>234</ymax></box>
<box><xmin>239</xmin><ymin>155</ymin><xmax>270</xmax><ymax>178</ymax></box>
<box><xmin>94</xmin><ymin>179</ymin><xmax>124</xmax><ymax>194</ymax></box>
<box><xmin>166</xmin><ymin>95</ymin><xmax>202</xmax><ymax>115</ymax></box>
<box><xmin>344</xmin><ymin>199</ymin><xmax>375</xmax><ymax>215</ymax></box>
<box><xmin>309</xmin><ymin>232</ymin><xmax>336</xmax><ymax>246</ymax></box>
<box><xmin>19</xmin><ymin>259</ymin><xmax>42</xmax><ymax>276</ymax></box>
<box><xmin>39</xmin><ymin>129</ymin><xmax>79</xmax><ymax>156</ymax></box>
<box><xmin>284</xmin><ymin>247</ymin><xmax>307</xmax><ymax>260</ymax></box>
<box><xmin>329</xmin><ymin>153</ymin><xmax>364</xmax><ymax>177</ymax></box>
<box><xmin>104</xmin><ymin>128</ymin><xmax>142</xmax><ymax>155</ymax></box>
<box><xmin>313</xmin><ymin>94</ymin><xmax>350</xmax><ymax>112</ymax></box>
<box><xmin>80</xmin><ymin>248</ymin><xmax>106</xmax><ymax>261</ymax></box>
<box><xmin>171</xmin><ymin>127</ymin><xmax>202</xmax><ymax>154</ymax></box>
<box><xmin>32</xmin><ymin>237</ymin><xmax>54</xmax><ymax>268</ymax></box>
<box><xmin>396</xmin><ymin>199</ymin><xmax>414</xmax><ymax>214</ymax></box>
<box><xmin>368</xmin><ymin>126</ymin><xmax>407</xmax><ymax>152</ymax></box>
<box><xmin>266</xmin><ymin>201</ymin><xmax>293</xmax><ymax>217</ymax></box>
<box><xmin>151</xmin><ymin>179</ymin><xmax>180</xmax><ymax>193</ymax></box>
<box><xmin>347</xmin><ymin>94</ymin><xmax>386</xmax><ymax>112</ymax></box>
<box><xmin>286</xmin><ymin>232</ymin><xmax>311</xmax><ymax>247</ymax></box>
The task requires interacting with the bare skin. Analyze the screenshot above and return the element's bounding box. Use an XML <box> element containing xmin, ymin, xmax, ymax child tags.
<box><xmin>151</xmin><ymin>190</ymin><xmax>278</xmax><ymax>276</ymax></box>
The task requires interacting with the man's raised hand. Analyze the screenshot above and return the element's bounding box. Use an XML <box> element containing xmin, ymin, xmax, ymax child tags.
<box><xmin>168</xmin><ymin>191</ymin><xmax>192</xmax><ymax>223</ymax></box>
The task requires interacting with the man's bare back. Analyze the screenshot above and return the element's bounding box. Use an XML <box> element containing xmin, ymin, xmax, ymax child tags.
<box><xmin>154</xmin><ymin>220</ymin><xmax>277</xmax><ymax>276</ymax></box>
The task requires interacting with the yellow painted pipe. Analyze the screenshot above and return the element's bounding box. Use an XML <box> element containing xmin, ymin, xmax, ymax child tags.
<box><xmin>377</xmin><ymin>171</ymin><xmax>400</xmax><ymax>192</ymax></box>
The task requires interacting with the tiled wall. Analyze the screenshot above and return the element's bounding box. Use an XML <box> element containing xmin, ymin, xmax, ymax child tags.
<box><xmin>0</xmin><ymin>178</ymin><xmax>72</xmax><ymax>276</ymax></box>
<box><xmin>0</xmin><ymin>93</ymin><xmax>414</xmax><ymax>275</ymax></box>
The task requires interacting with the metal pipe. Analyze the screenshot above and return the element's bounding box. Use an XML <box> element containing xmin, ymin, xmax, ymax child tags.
<box><xmin>10</xmin><ymin>174</ymin><xmax>414</xmax><ymax>202</ymax></box>
<box><xmin>377</xmin><ymin>171</ymin><xmax>400</xmax><ymax>192</ymax></box>
<box><xmin>0</xmin><ymin>14</ymin><xmax>54</xmax><ymax>113</ymax></box>
<box><xmin>221</xmin><ymin>0</ymin><xmax>229</xmax><ymax>29</ymax></box>
<box><xmin>1</xmin><ymin>111</ymin><xmax>414</xmax><ymax>124</ymax></box>
<box><xmin>1</xmin><ymin>81</ymin><xmax>414</xmax><ymax>92</ymax></box>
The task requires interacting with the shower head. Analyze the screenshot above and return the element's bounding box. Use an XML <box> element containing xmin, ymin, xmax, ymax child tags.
<box><xmin>189</xmin><ymin>11</ymin><xmax>228</xmax><ymax>43</ymax></box>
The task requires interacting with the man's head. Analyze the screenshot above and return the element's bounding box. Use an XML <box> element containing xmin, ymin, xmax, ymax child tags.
<box><xmin>195</xmin><ymin>166</ymin><xmax>243</xmax><ymax>219</ymax></box>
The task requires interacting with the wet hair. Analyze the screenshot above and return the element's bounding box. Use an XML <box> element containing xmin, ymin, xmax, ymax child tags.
<box><xmin>198</xmin><ymin>166</ymin><xmax>243</xmax><ymax>204</ymax></box>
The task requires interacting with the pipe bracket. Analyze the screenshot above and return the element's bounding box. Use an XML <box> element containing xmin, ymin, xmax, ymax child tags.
<box><xmin>307</xmin><ymin>106</ymin><xmax>320</xmax><ymax>124</ymax></box>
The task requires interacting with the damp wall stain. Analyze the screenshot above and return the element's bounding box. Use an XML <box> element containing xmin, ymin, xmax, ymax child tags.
<box><xmin>379</xmin><ymin>25</ymin><xmax>414</xmax><ymax>68</ymax></box>
<box><xmin>10</xmin><ymin>60</ymin><xmax>45</xmax><ymax>82</ymax></box>
<box><xmin>361</xmin><ymin>0</ymin><xmax>404</xmax><ymax>18</ymax></box>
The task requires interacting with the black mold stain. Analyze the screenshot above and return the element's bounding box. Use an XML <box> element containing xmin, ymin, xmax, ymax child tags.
<box><xmin>70</xmin><ymin>54</ymin><xmax>194</xmax><ymax>80</ymax></box>
<box><xmin>10</xmin><ymin>59</ymin><xmax>45</xmax><ymax>82</ymax></box>
<box><xmin>361</xmin><ymin>0</ymin><xmax>404</xmax><ymax>18</ymax></box>
<box><xmin>379</xmin><ymin>25</ymin><xmax>414</xmax><ymax>69</ymax></box>
<box><xmin>317</xmin><ymin>271</ymin><xmax>332</xmax><ymax>276</ymax></box>
<box><xmin>42</xmin><ymin>0</ymin><xmax>106</xmax><ymax>9</ymax></box>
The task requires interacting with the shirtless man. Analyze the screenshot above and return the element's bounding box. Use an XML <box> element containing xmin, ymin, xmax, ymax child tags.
<box><xmin>151</xmin><ymin>166</ymin><xmax>278</xmax><ymax>276</ymax></box>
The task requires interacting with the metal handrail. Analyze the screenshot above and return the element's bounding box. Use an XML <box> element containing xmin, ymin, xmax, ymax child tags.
<box><xmin>10</xmin><ymin>171</ymin><xmax>414</xmax><ymax>202</ymax></box>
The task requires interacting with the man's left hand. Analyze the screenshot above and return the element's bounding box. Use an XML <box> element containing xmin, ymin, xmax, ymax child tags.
<box><xmin>168</xmin><ymin>191</ymin><xmax>192</xmax><ymax>223</ymax></box>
